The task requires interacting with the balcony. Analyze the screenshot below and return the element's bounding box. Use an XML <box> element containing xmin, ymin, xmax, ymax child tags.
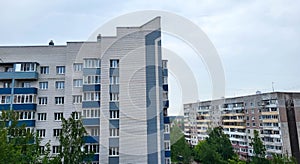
<box><xmin>261</xmin><ymin>111</ymin><xmax>278</xmax><ymax>115</ymax></box>
<box><xmin>223</xmin><ymin>125</ymin><xmax>246</xmax><ymax>129</ymax></box>
<box><xmin>0</xmin><ymin>72</ymin><xmax>38</xmax><ymax>80</ymax></box>
<box><xmin>84</xmin><ymin>136</ymin><xmax>99</xmax><ymax>143</ymax></box>
<box><xmin>0</xmin><ymin>87</ymin><xmax>38</xmax><ymax>94</ymax></box>
<box><xmin>262</xmin><ymin>119</ymin><xmax>279</xmax><ymax>123</ymax></box>
<box><xmin>222</xmin><ymin>119</ymin><xmax>245</xmax><ymax>123</ymax></box>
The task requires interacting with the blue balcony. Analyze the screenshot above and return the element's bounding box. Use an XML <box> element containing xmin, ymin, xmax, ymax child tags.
<box><xmin>92</xmin><ymin>154</ymin><xmax>99</xmax><ymax>161</ymax></box>
<box><xmin>163</xmin><ymin>69</ymin><xmax>168</xmax><ymax>76</ymax></box>
<box><xmin>110</xmin><ymin>68</ymin><xmax>119</xmax><ymax>76</ymax></box>
<box><xmin>0</xmin><ymin>104</ymin><xmax>10</xmax><ymax>110</ymax></box>
<box><xmin>0</xmin><ymin>88</ymin><xmax>38</xmax><ymax>95</ymax></box>
<box><xmin>164</xmin><ymin>117</ymin><xmax>170</xmax><ymax>124</ymax></box>
<box><xmin>165</xmin><ymin>151</ymin><xmax>171</xmax><ymax>157</ymax></box>
<box><xmin>82</xmin><ymin>118</ymin><xmax>100</xmax><ymax>126</ymax></box>
<box><xmin>0</xmin><ymin>72</ymin><xmax>38</xmax><ymax>80</ymax></box>
<box><xmin>109</xmin><ymin>102</ymin><xmax>119</xmax><ymax>110</ymax></box>
<box><xmin>83</xmin><ymin>84</ymin><xmax>100</xmax><ymax>92</ymax></box>
<box><xmin>109</xmin><ymin>157</ymin><xmax>119</xmax><ymax>164</ymax></box>
<box><xmin>13</xmin><ymin>104</ymin><xmax>37</xmax><ymax>110</ymax></box>
<box><xmin>84</xmin><ymin>136</ymin><xmax>99</xmax><ymax>143</ymax></box>
<box><xmin>164</xmin><ymin>134</ymin><xmax>170</xmax><ymax>140</ymax></box>
<box><xmin>163</xmin><ymin>100</ymin><xmax>169</xmax><ymax>108</ymax></box>
<box><xmin>109</xmin><ymin>85</ymin><xmax>119</xmax><ymax>93</ymax></box>
<box><xmin>17</xmin><ymin>120</ymin><xmax>35</xmax><ymax>127</ymax></box>
<box><xmin>82</xmin><ymin>101</ymin><xmax>100</xmax><ymax>108</ymax></box>
<box><xmin>163</xmin><ymin>84</ymin><xmax>168</xmax><ymax>91</ymax></box>
<box><xmin>83</xmin><ymin>68</ymin><xmax>101</xmax><ymax>76</ymax></box>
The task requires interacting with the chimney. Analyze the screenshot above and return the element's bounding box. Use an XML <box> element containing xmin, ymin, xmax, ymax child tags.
<box><xmin>49</xmin><ymin>40</ymin><xmax>54</xmax><ymax>46</ymax></box>
<box><xmin>97</xmin><ymin>34</ymin><xmax>101</xmax><ymax>42</ymax></box>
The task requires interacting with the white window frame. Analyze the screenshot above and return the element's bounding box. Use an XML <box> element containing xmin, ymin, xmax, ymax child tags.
<box><xmin>164</xmin><ymin>141</ymin><xmax>170</xmax><ymax>150</ymax></box>
<box><xmin>37</xmin><ymin>113</ymin><xmax>47</xmax><ymax>121</ymax></box>
<box><xmin>109</xmin><ymin>147</ymin><xmax>119</xmax><ymax>156</ymax></box>
<box><xmin>73</xmin><ymin>95</ymin><xmax>82</xmax><ymax>104</ymax></box>
<box><xmin>109</xmin><ymin>110</ymin><xmax>119</xmax><ymax>119</ymax></box>
<box><xmin>39</xmin><ymin>82</ymin><xmax>48</xmax><ymax>90</ymax></box>
<box><xmin>84</xmin><ymin>59</ymin><xmax>100</xmax><ymax>68</ymax></box>
<box><xmin>73</xmin><ymin>63</ymin><xmax>83</xmax><ymax>71</ymax></box>
<box><xmin>110</xmin><ymin>93</ymin><xmax>119</xmax><ymax>102</ymax></box>
<box><xmin>37</xmin><ymin>129</ymin><xmax>46</xmax><ymax>138</ymax></box>
<box><xmin>55</xmin><ymin>97</ymin><xmax>64</xmax><ymax>105</ymax></box>
<box><xmin>54</xmin><ymin>112</ymin><xmax>63</xmax><ymax>121</ymax></box>
<box><xmin>56</xmin><ymin>66</ymin><xmax>65</xmax><ymax>74</ymax></box>
<box><xmin>52</xmin><ymin>146</ymin><xmax>61</xmax><ymax>154</ymax></box>
<box><xmin>17</xmin><ymin>111</ymin><xmax>35</xmax><ymax>120</ymax></box>
<box><xmin>110</xmin><ymin>76</ymin><xmax>119</xmax><ymax>85</ymax></box>
<box><xmin>53</xmin><ymin>129</ymin><xmax>62</xmax><ymax>137</ymax></box>
<box><xmin>110</xmin><ymin>60</ymin><xmax>119</xmax><ymax>68</ymax></box>
<box><xmin>90</xmin><ymin>128</ymin><xmax>100</xmax><ymax>136</ymax></box>
<box><xmin>40</xmin><ymin>66</ymin><xmax>49</xmax><ymax>74</ymax></box>
<box><xmin>55</xmin><ymin>81</ymin><xmax>65</xmax><ymax>89</ymax></box>
<box><xmin>38</xmin><ymin>97</ymin><xmax>48</xmax><ymax>105</ymax></box>
<box><xmin>73</xmin><ymin>79</ymin><xmax>83</xmax><ymax>87</ymax></box>
<box><xmin>109</xmin><ymin>128</ymin><xmax>119</xmax><ymax>137</ymax></box>
<box><xmin>83</xmin><ymin>92</ymin><xmax>100</xmax><ymax>101</ymax></box>
<box><xmin>83</xmin><ymin>75</ymin><xmax>100</xmax><ymax>84</ymax></box>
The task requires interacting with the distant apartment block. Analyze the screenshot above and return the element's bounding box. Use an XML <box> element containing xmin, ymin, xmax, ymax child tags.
<box><xmin>184</xmin><ymin>92</ymin><xmax>300</xmax><ymax>161</ymax></box>
<box><xmin>0</xmin><ymin>17</ymin><xmax>171</xmax><ymax>164</ymax></box>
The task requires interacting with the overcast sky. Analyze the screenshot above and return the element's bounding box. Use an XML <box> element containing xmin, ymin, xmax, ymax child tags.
<box><xmin>1</xmin><ymin>0</ymin><xmax>299</xmax><ymax>115</ymax></box>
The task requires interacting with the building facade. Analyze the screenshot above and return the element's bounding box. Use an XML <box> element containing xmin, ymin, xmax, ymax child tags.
<box><xmin>0</xmin><ymin>17</ymin><xmax>171</xmax><ymax>164</ymax></box>
<box><xmin>184</xmin><ymin>92</ymin><xmax>300</xmax><ymax>162</ymax></box>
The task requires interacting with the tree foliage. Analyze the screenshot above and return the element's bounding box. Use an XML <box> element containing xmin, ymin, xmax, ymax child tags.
<box><xmin>58</xmin><ymin>112</ymin><xmax>93</xmax><ymax>163</ymax></box>
<box><xmin>250</xmin><ymin>130</ymin><xmax>269</xmax><ymax>164</ymax></box>
<box><xmin>0</xmin><ymin>111</ymin><xmax>91</xmax><ymax>164</ymax></box>
<box><xmin>170</xmin><ymin>125</ymin><xmax>192</xmax><ymax>164</ymax></box>
<box><xmin>194</xmin><ymin>126</ymin><xmax>236</xmax><ymax>164</ymax></box>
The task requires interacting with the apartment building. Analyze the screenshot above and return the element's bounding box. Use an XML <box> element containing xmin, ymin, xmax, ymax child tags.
<box><xmin>184</xmin><ymin>92</ymin><xmax>300</xmax><ymax>162</ymax></box>
<box><xmin>0</xmin><ymin>17</ymin><xmax>171</xmax><ymax>164</ymax></box>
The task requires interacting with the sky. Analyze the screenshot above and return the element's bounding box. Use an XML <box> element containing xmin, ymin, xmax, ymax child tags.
<box><xmin>0</xmin><ymin>0</ymin><xmax>300</xmax><ymax>115</ymax></box>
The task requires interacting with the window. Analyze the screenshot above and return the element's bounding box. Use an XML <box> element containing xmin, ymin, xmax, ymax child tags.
<box><xmin>82</xmin><ymin>109</ymin><xmax>100</xmax><ymax>118</ymax></box>
<box><xmin>37</xmin><ymin>113</ymin><xmax>47</xmax><ymax>121</ymax></box>
<box><xmin>109</xmin><ymin>128</ymin><xmax>119</xmax><ymax>137</ymax></box>
<box><xmin>54</xmin><ymin>112</ymin><xmax>63</xmax><ymax>121</ymax></box>
<box><xmin>73</xmin><ymin>95</ymin><xmax>82</xmax><ymax>104</ymax></box>
<box><xmin>163</xmin><ymin>92</ymin><xmax>168</xmax><ymax>100</ymax></box>
<box><xmin>83</xmin><ymin>75</ymin><xmax>100</xmax><ymax>84</ymax></box>
<box><xmin>56</xmin><ymin>66</ymin><xmax>65</xmax><ymax>74</ymax></box>
<box><xmin>162</xmin><ymin>60</ymin><xmax>167</xmax><ymax>68</ymax></box>
<box><xmin>84</xmin><ymin>59</ymin><xmax>100</xmax><ymax>68</ymax></box>
<box><xmin>164</xmin><ymin>141</ymin><xmax>170</xmax><ymax>150</ymax></box>
<box><xmin>0</xmin><ymin>95</ymin><xmax>11</xmax><ymax>104</ymax></box>
<box><xmin>72</xmin><ymin>112</ymin><xmax>81</xmax><ymax>120</ymax></box>
<box><xmin>53</xmin><ymin>129</ymin><xmax>62</xmax><ymax>137</ymax></box>
<box><xmin>110</xmin><ymin>93</ymin><xmax>119</xmax><ymax>102</ymax></box>
<box><xmin>40</xmin><ymin>66</ymin><xmax>49</xmax><ymax>74</ymax></box>
<box><xmin>39</xmin><ymin>82</ymin><xmax>48</xmax><ymax>90</ymax></box>
<box><xmin>37</xmin><ymin>129</ymin><xmax>46</xmax><ymax>138</ymax></box>
<box><xmin>55</xmin><ymin>97</ymin><xmax>64</xmax><ymax>105</ymax></box>
<box><xmin>110</xmin><ymin>60</ymin><xmax>119</xmax><ymax>68</ymax></box>
<box><xmin>165</xmin><ymin>158</ymin><xmax>171</xmax><ymax>164</ymax></box>
<box><xmin>17</xmin><ymin>111</ymin><xmax>35</xmax><ymax>120</ymax></box>
<box><xmin>39</xmin><ymin>146</ymin><xmax>45</xmax><ymax>154</ymax></box>
<box><xmin>163</xmin><ymin>76</ymin><xmax>168</xmax><ymax>84</ymax></box>
<box><xmin>39</xmin><ymin>97</ymin><xmax>47</xmax><ymax>105</ymax></box>
<box><xmin>90</xmin><ymin>128</ymin><xmax>100</xmax><ymax>136</ymax></box>
<box><xmin>3</xmin><ymin>82</ymin><xmax>12</xmax><ymax>88</ymax></box>
<box><xmin>83</xmin><ymin>92</ymin><xmax>100</xmax><ymax>101</ymax></box>
<box><xmin>252</xmin><ymin>123</ymin><xmax>256</xmax><ymax>127</ymax></box>
<box><xmin>22</xmin><ymin>82</ymin><xmax>31</xmax><ymax>88</ymax></box>
<box><xmin>14</xmin><ymin>94</ymin><xmax>36</xmax><ymax>104</ymax></box>
<box><xmin>85</xmin><ymin>144</ymin><xmax>99</xmax><ymax>153</ymax></box>
<box><xmin>73</xmin><ymin>63</ymin><xmax>83</xmax><ymax>71</ymax></box>
<box><xmin>109</xmin><ymin>147</ymin><xmax>119</xmax><ymax>156</ymax></box>
<box><xmin>55</xmin><ymin>81</ymin><xmax>65</xmax><ymax>89</ymax></box>
<box><xmin>73</xmin><ymin>79</ymin><xmax>83</xmax><ymax>87</ymax></box>
<box><xmin>52</xmin><ymin>146</ymin><xmax>61</xmax><ymax>154</ymax></box>
<box><xmin>110</xmin><ymin>76</ymin><xmax>119</xmax><ymax>85</ymax></box>
<box><xmin>251</xmin><ymin>109</ymin><xmax>255</xmax><ymax>114</ymax></box>
<box><xmin>15</xmin><ymin>63</ymin><xmax>36</xmax><ymax>72</ymax></box>
<box><xmin>109</xmin><ymin>111</ymin><xmax>119</xmax><ymax>119</ymax></box>
<box><xmin>164</xmin><ymin>124</ymin><xmax>170</xmax><ymax>133</ymax></box>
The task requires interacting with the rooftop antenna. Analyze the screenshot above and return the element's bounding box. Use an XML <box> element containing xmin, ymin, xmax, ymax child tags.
<box><xmin>272</xmin><ymin>82</ymin><xmax>275</xmax><ymax>92</ymax></box>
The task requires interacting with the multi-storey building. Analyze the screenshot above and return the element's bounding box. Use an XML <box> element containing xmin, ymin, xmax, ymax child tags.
<box><xmin>184</xmin><ymin>92</ymin><xmax>300</xmax><ymax>162</ymax></box>
<box><xmin>0</xmin><ymin>17</ymin><xmax>171</xmax><ymax>164</ymax></box>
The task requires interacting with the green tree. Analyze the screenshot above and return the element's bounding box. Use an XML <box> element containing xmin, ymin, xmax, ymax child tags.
<box><xmin>194</xmin><ymin>126</ymin><xmax>236</xmax><ymax>164</ymax></box>
<box><xmin>270</xmin><ymin>153</ymin><xmax>297</xmax><ymax>164</ymax></box>
<box><xmin>170</xmin><ymin>125</ymin><xmax>192</xmax><ymax>163</ymax></box>
<box><xmin>58</xmin><ymin>112</ymin><xmax>93</xmax><ymax>163</ymax></box>
<box><xmin>0</xmin><ymin>110</ymin><xmax>56</xmax><ymax>163</ymax></box>
<box><xmin>250</xmin><ymin>130</ymin><xmax>269</xmax><ymax>164</ymax></box>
